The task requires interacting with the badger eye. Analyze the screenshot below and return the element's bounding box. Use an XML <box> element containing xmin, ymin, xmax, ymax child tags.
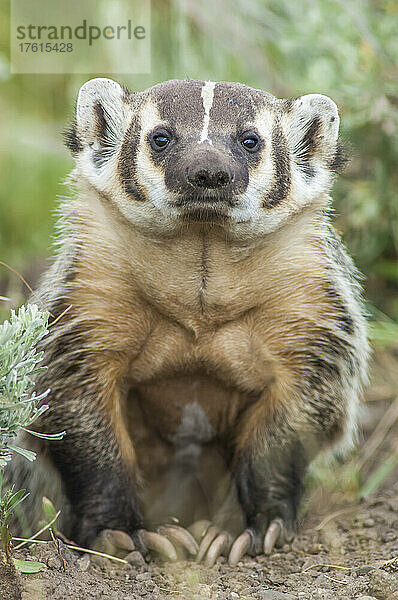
<box><xmin>150</xmin><ymin>130</ymin><xmax>172</xmax><ymax>151</ymax></box>
<box><xmin>241</xmin><ymin>133</ymin><xmax>260</xmax><ymax>152</ymax></box>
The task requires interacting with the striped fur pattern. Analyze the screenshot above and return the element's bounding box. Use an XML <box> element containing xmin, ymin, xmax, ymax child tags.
<box><xmin>10</xmin><ymin>78</ymin><xmax>368</xmax><ymax>551</ymax></box>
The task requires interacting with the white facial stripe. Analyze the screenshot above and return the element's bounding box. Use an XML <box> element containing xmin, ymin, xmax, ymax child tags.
<box><xmin>198</xmin><ymin>81</ymin><xmax>216</xmax><ymax>144</ymax></box>
<box><xmin>135</xmin><ymin>100</ymin><xmax>178</xmax><ymax>216</ymax></box>
<box><xmin>139</xmin><ymin>99</ymin><xmax>163</xmax><ymax>136</ymax></box>
<box><xmin>232</xmin><ymin>107</ymin><xmax>275</xmax><ymax>223</ymax></box>
<box><xmin>136</xmin><ymin>101</ymin><xmax>168</xmax><ymax>198</ymax></box>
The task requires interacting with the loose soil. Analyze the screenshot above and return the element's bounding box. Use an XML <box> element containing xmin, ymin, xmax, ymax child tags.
<box><xmin>8</xmin><ymin>351</ymin><xmax>398</xmax><ymax>600</ymax></box>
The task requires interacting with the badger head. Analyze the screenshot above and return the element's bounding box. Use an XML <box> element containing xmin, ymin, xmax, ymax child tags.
<box><xmin>65</xmin><ymin>78</ymin><xmax>346</xmax><ymax>237</ymax></box>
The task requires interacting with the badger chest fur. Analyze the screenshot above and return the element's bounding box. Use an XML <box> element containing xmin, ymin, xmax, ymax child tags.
<box><xmin>27</xmin><ymin>78</ymin><xmax>368</xmax><ymax>565</ymax></box>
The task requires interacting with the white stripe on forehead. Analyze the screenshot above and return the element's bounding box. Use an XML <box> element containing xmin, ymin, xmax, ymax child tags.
<box><xmin>198</xmin><ymin>81</ymin><xmax>216</xmax><ymax>144</ymax></box>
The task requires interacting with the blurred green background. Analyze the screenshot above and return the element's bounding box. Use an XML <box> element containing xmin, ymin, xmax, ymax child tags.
<box><xmin>0</xmin><ymin>0</ymin><xmax>397</xmax><ymax>330</ymax></box>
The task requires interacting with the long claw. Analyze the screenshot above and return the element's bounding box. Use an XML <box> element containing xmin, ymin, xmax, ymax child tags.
<box><xmin>106</xmin><ymin>530</ymin><xmax>135</xmax><ymax>552</ymax></box>
<box><xmin>93</xmin><ymin>529</ymin><xmax>135</xmax><ymax>556</ymax></box>
<box><xmin>157</xmin><ymin>525</ymin><xmax>199</xmax><ymax>556</ymax></box>
<box><xmin>196</xmin><ymin>525</ymin><xmax>219</xmax><ymax>563</ymax></box>
<box><xmin>228</xmin><ymin>530</ymin><xmax>253</xmax><ymax>567</ymax></box>
<box><xmin>188</xmin><ymin>520</ymin><xmax>211</xmax><ymax>543</ymax></box>
<box><xmin>138</xmin><ymin>529</ymin><xmax>178</xmax><ymax>561</ymax></box>
<box><xmin>263</xmin><ymin>519</ymin><xmax>282</xmax><ymax>555</ymax></box>
<box><xmin>204</xmin><ymin>532</ymin><xmax>231</xmax><ymax>567</ymax></box>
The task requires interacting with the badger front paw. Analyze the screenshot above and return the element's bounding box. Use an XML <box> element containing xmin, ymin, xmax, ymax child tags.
<box><xmin>228</xmin><ymin>516</ymin><xmax>295</xmax><ymax>566</ymax></box>
<box><xmin>190</xmin><ymin>507</ymin><xmax>296</xmax><ymax>566</ymax></box>
<box><xmin>92</xmin><ymin>525</ymin><xmax>198</xmax><ymax>564</ymax></box>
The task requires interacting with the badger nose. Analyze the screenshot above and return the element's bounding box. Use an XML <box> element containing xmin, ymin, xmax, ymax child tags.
<box><xmin>187</xmin><ymin>165</ymin><xmax>232</xmax><ymax>189</ymax></box>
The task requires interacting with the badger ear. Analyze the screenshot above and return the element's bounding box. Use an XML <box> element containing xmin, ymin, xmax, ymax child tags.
<box><xmin>64</xmin><ymin>78</ymin><xmax>130</xmax><ymax>155</ymax></box>
<box><xmin>286</xmin><ymin>94</ymin><xmax>347</xmax><ymax>178</ymax></box>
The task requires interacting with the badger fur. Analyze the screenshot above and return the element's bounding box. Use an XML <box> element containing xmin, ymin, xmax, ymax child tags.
<box><xmin>9</xmin><ymin>78</ymin><xmax>369</xmax><ymax>565</ymax></box>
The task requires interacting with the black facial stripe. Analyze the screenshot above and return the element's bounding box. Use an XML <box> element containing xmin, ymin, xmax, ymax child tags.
<box><xmin>263</xmin><ymin>123</ymin><xmax>291</xmax><ymax>208</ymax></box>
<box><xmin>118</xmin><ymin>118</ymin><xmax>148</xmax><ymax>202</ymax></box>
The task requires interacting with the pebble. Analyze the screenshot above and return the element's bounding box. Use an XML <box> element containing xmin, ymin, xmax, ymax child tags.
<box><xmin>46</xmin><ymin>556</ymin><xmax>62</xmax><ymax>569</ymax></box>
<box><xmin>362</xmin><ymin>518</ymin><xmax>376</xmax><ymax>528</ymax></box>
<box><xmin>77</xmin><ymin>554</ymin><xmax>90</xmax><ymax>571</ymax></box>
<box><xmin>230</xmin><ymin>593</ymin><xmax>239</xmax><ymax>599</ymax></box>
<box><xmin>357</xmin><ymin>565</ymin><xmax>374</xmax><ymax>575</ymax></box>
<box><xmin>368</xmin><ymin>568</ymin><xmax>398</xmax><ymax>598</ymax></box>
<box><xmin>259</xmin><ymin>592</ymin><xmax>298</xmax><ymax>600</ymax></box>
<box><xmin>357</xmin><ymin>596</ymin><xmax>378</xmax><ymax>600</ymax></box>
<box><xmin>135</xmin><ymin>572</ymin><xmax>152</xmax><ymax>581</ymax></box>
<box><xmin>126</xmin><ymin>551</ymin><xmax>145</xmax><ymax>568</ymax></box>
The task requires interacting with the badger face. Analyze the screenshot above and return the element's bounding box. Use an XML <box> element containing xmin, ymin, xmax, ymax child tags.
<box><xmin>66</xmin><ymin>78</ymin><xmax>346</xmax><ymax>237</ymax></box>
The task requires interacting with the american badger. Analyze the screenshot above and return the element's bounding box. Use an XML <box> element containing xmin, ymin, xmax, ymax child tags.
<box><xmin>15</xmin><ymin>78</ymin><xmax>369</xmax><ymax>566</ymax></box>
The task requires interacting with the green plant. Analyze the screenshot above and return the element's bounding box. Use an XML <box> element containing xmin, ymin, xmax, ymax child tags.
<box><xmin>0</xmin><ymin>472</ymin><xmax>28</xmax><ymax>557</ymax></box>
<box><xmin>0</xmin><ymin>303</ymin><xmax>64</xmax><ymax>568</ymax></box>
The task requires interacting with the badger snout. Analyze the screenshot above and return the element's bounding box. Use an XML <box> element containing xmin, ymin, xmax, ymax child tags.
<box><xmin>186</xmin><ymin>162</ymin><xmax>233</xmax><ymax>190</ymax></box>
<box><xmin>161</xmin><ymin>143</ymin><xmax>250</xmax><ymax>221</ymax></box>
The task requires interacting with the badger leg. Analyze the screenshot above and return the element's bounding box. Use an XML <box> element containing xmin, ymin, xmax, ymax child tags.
<box><xmin>190</xmin><ymin>439</ymin><xmax>306</xmax><ymax>567</ymax></box>
<box><xmin>194</xmin><ymin>372</ymin><xmax>352</xmax><ymax>566</ymax></box>
<box><xmin>28</xmin><ymin>352</ymin><xmax>199</xmax><ymax>563</ymax></box>
<box><xmin>43</xmin><ymin>382</ymin><xmax>142</xmax><ymax>549</ymax></box>
<box><xmin>226</xmin><ymin>370</ymin><xmax>354</xmax><ymax>565</ymax></box>
<box><xmin>25</xmin><ymin>340</ymin><xmax>181</xmax><ymax>563</ymax></box>
<box><xmin>229</xmin><ymin>440</ymin><xmax>307</xmax><ymax>565</ymax></box>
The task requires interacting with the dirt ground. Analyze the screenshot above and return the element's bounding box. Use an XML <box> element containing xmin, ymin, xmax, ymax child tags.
<box><xmin>7</xmin><ymin>350</ymin><xmax>398</xmax><ymax>600</ymax></box>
